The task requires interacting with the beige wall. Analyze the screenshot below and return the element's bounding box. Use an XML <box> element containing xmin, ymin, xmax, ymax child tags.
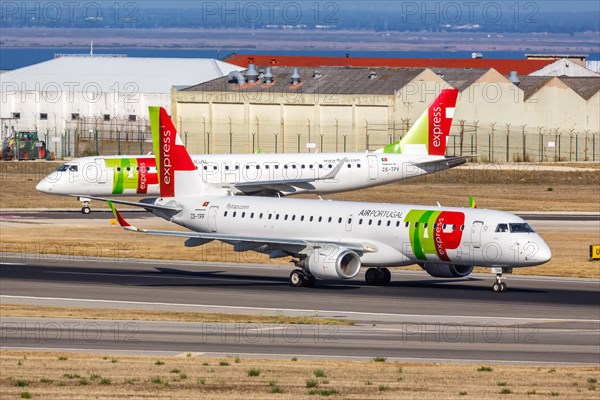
<box><xmin>172</xmin><ymin>70</ymin><xmax>599</xmax><ymax>161</ymax></box>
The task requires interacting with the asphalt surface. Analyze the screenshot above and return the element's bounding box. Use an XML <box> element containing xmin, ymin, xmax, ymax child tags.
<box><xmin>1</xmin><ymin>255</ymin><xmax>599</xmax><ymax>365</ymax></box>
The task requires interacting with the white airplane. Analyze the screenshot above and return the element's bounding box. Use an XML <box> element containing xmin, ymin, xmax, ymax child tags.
<box><xmin>36</xmin><ymin>89</ymin><xmax>467</xmax><ymax>214</ymax></box>
<box><xmin>100</xmin><ymin>106</ymin><xmax>551</xmax><ymax>292</ymax></box>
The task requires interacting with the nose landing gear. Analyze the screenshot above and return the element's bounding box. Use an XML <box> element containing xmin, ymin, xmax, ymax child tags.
<box><xmin>78</xmin><ymin>197</ymin><xmax>92</xmax><ymax>214</ymax></box>
<box><xmin>491</xmin><ymin>267</ymin><xmax>511</xmax><ymax>292</ymax></box>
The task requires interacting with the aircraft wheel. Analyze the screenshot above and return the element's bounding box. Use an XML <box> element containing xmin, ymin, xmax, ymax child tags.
<box><xmin>379</xmin><ymin>268</ymin><xmax>391</xmax><ymax>286</ymax></box>
<box><xmin>81</xmin><ymin>206</ymin><xmax>91</xmax><ymax>215</ymax></box>
<box><xmin>290</xmin><ymin>270</ymin><xmax>304</xmax><ymax>287</ymax></box>
<box><xmin>492</xmin><ymin>282</ymin><xmax>502</xmax><ymax>293</ymax></box>
<box><xmin>500</xmin><ymin>282</ymin><xmax>507</xmax><ymax>292</ymax></box>
<box><xmin>303</xmin><ymin>274</ymin><xmax>316</xmax><ymax>287</ymax></box>
<box><xmin>365</xmin><ymin>268</ymin><xmax>379</xmax><ymax>285</ymax></box>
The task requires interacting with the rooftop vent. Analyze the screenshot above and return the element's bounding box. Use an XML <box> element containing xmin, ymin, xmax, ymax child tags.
<box><xmin>264</xmin><ymin>66</ymin><xmax>274</xmax><ymax>84</ymax></box>
<box><xmin>471</xmin><ymin>52</ymin><xmax>483</xmax><ymax>59</ymax></box>
<box><xmin>229</xmin><ymin>70</ymin><xmax>246</xmax><ymax>86</ymax></box>
<box><xmin>291</xmin><ymin>68</ymin><xmax>301</xmax><ymax>85</ymax></box>
<box><xmin>368</xmin><ymin>71</ymin><xmax>378</xmax><ymax>80</ymax></box>
<box><xmin>508</xmin><ymin>70</ymin><xmax>520</xmax><ymax>86</ymax></box>
<box><xmin>313</xmin><ymin>70</ymin><xmax>322</xmax><ymax>78</ymax></box>
<box><xmin>245</xmin><ymin>63</ymin><xmax>259</xmax><ymax>84</ymax></box>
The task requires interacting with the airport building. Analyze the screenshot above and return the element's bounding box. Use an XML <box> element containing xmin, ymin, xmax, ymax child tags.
<box><xmin>1</xmin><ymin>53</ymin><xmax>598</xmax><ymax>162</ymax></box>
<box><xmin>172</xmin><ymin>60</ymin><xmax>600</xmax><ymax>162</ymax></box>
<box><xmin>0</xmin><ymin>55</ymin><xmax>242</xmax><ymax>157</ymax></box>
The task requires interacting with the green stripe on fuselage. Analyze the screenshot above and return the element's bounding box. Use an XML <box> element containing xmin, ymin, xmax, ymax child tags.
<box><xmin>105</xmin><ymin>158</ymin><xmax>139</xmax><ymax>194</ymax></box>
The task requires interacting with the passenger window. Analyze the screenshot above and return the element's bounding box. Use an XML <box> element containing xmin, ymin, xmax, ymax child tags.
<box><xmin>318</xmin><ymin>217</ymin><xmax>323</xmax><ymax>222</ymax></box>
<box><xmin>224</xmin><ymin>211</ymin><xmax>228</xmax><ymax>217</ymax></box>
<box><xmin>396</xmin><ymin>221</ymin><xmax>400</xmax><ymax>227</ymax></box>
<box><xmin>241</xmin><ymin>212</ymin><xmax>246</xmax><ymax>218</ymax></box>
<box><xmin>359</xmin><ymin>219</ymin><xmax>363</xmax><ymax>225</ymax></box>
<box><xmin>276</xmin><ymin>214</ymin><xmax>280</xmax><ymax>220</ymax></box>
<box><xmin>369</xmin><ymin>220</ymin><xmax>373</xmax><ymax>225</ymax></box>
<box><xmin>310</xmin><ymin>216</ymin><xmax>314</xmax><ymax>222</ymax></box>
<box><xmin>377</xmin><ymin>220</ymin><xmax>382</xmax><ymax>226</ymax></box>
<box><xmin>495</xmin><ymin>224</ymin><xmax>508</xmax><ymax>233</ymax></box>
<box><xmin>300</xmin><ymin>216</ymin><xmax>304</xmax><ymax>221</ymax></box>
<box><xmin>328</xmin><ymin>217</ymin><xmax>332</xmax><ymax>223</ymax></box>
<box><xmin>292</xmin><ymin>215</ymin><xmax>296</xmax><ymax>221</ymax></box>
<box><xmin>233</xmin><ymin>212</ymin><xmax>237</xmax><ymax>217</ymax></box>
<box><xmin>259</xmin><ymin>213</ymin><xmax>263</xmax><ymax>219</ymax></box>
<box><xmin>387</xmin><ymin>221</ymin><xmax>391</xmax><ymax>226</ymax></box>
<box><xmin>284</xmin><ymin>215</ymin><xmax>288</xmax><ymax>221</ymax></box>
<box><xmin>338</xmin><ymin>217</ymin><xmax>342</xmax><ymax>223</ymax></box>
<box><xmin>348</xmin><ymin>218</ymin><xmax>352</xmax><ymax>224</ymax></box>
<box><xmin>250</xmin><ymin>213</ymin><xmax>254</xmax><ymax>218</ymax></box>
<box><xmin>405</xmin><ymin>222</ymin><xmax>409</xmax><ymax>228</ymax></box>
<box><xmin>357</xmin><ymin>164</ymin><xmax>361</xmax><ymax>168</ymax></box>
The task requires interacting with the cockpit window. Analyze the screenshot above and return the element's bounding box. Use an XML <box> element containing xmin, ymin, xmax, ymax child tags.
<box><xmin>68</xmin><ymin>165</ymin><xmax>78</xmax><ymax>172</ymax></box>
<box><xmin>495</xmin><ymin>223</ymin><xmax>508</xmax><ymax>233</ymax></box>
<box><xmin>509</xmin><ymin>223</ymin><xmax>535</xmax><ymax>233</ymax></box>
<box><xmin>57</xmin><ymin>165</ymin><xmax>69</xmax><ymax>172</ymax></box>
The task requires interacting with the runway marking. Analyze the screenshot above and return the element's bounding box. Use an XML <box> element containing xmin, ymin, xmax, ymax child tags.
<box><xmin>1</xmin><ymin>347</ymin><xmax>596</xmax><ymax>366</ymax></box>
<box><xmin>2</xmin><ymin>295</ymin><xmax>599</xmax><ymax>323</ymax></box>
<box><xmin>0</xmin><ymin>262</ymin><xmax>26</xmax><ymax>266</ymax></box>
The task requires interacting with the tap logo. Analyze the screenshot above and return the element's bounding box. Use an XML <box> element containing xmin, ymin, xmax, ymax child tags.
<box><xmin>405</xmin><ymin>209</ymin><xmax>465</xmax><ymax>261</ymax></box>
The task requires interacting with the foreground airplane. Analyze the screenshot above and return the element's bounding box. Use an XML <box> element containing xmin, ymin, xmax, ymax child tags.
<box><xmin>100</xmin><ymin>106</ymin><xmax>551</xmax><ymax>292</ymax></box>
<box><xmin>37</xmin><ymin>89</ymin><xmax>467</xmax><ymax>213</ymax></box>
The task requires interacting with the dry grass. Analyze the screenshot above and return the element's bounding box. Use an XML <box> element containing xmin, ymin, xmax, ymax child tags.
<box><xmin>0</xmin><ymin>304</ymin><xmax>349</xmax><ymax>326</ymax></box>
<box><xmin>1</xmin><ymin>220</ymin><xmax>598</xmax><ymax>279</ymax></box>
<box><xmin>1</xmin><ymin>351</ymin><xmax>598</xmax><ymax>399</ymax></box>
<box><xmin>1</xmin><ymin>161</ymin><xmax>599</xmax><ymax>211</ymax></box>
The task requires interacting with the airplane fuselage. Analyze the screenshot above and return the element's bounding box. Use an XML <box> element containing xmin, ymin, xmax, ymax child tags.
<box><xmin>37</xmin><ymin>152</ymin><xmax>454</xmax><ymax>197</ymax></box>
<box><xmin>164</xmin><ymin>194</ymin><xmax>551</xmax><ymax>269</ymax></box>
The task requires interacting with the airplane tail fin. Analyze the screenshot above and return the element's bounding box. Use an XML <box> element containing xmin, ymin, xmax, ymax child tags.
<box><xmin>379</xmin><ymin>88</ymin><xmax>459</xmax><ymax>156</ymax></box>
<box><xmin>149</xmin><ymin>107</ymin><xmax>220</xmax><ymax>197</ymax></box>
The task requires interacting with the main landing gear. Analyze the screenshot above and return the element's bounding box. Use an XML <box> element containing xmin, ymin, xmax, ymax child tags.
<box><xmin>365</xmin><ymin>267</ymin><xmax>391</xmax><ymax>286</ymax></box>
<box><xmin>289</xmin><ymin>269</ymin><xmax>316</xmax><ymax>287</ymax></box>
<box><xmin>492</xmin><ymin>267</ymin><xmax>510</xmax><ymax>293</ymax></box>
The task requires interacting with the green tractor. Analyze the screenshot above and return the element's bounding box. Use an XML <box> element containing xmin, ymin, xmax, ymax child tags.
<box><xmin>2</xmin><ymin>131</ymin><xmax>51</xmax><ymax>161</ymax></box>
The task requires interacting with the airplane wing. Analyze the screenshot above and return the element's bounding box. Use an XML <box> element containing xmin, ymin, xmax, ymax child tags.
<box><xmin>78</xmin><ymin>196</ymin><xmax>182</xmax><ymax>213</ymax></box>
<box><xmin>107</xmin><ymin>200</ymin><xmax>376</xmax><ymax>255</ymax></box>
<box><xmin>223</xmin><ymin>158</ymin><xmax>347</xmax><ymax>194</ymax></box>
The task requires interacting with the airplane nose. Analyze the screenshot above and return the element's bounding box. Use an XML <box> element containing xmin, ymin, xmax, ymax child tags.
<box><xmin>533</xmin><ymin>239</ymin><xmax>552</xmax><ymax>264</ymax></box>
<box><xmin>36</xmin><ymin>178</ymin><xmax>53</xmax><ymax>193</ymax></box>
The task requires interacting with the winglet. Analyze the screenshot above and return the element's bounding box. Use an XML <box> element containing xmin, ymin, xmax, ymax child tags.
<box><xmin>321</xmin><ymin>157</ymin><xmax>347</xmax><ymax>180</ymax></box>
<box><xmin>469</xmin><ymin>196</ymin><xmax>477</xmax><ymax>209</ymax></box>
<box><xmin>107</xmin><ymin>200</ymin><xmax>139</xmax><ymax>231</ymax></box>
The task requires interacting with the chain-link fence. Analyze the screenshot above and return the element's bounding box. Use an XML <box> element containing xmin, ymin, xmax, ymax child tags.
<box><xmin>3</xmin><ymin>116</ymin><xmax>598</xmax><ymax>162</ymax></box>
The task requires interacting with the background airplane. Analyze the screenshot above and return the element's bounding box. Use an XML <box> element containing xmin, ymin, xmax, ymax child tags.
<box><xmin>102</xmin><ymin>106</ymin><xmax>551</xmax><ymax>292</ymax></box>
<box><xmin>36</xmin><ymin>89</ymin><xmax>467</xmax><ymax>213</ymax></box>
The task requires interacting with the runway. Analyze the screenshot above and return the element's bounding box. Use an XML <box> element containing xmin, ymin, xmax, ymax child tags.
<box><xmin>1</xmin><ymin>254</ymin><xmax>599</xmax><ymax>365</ymax></box>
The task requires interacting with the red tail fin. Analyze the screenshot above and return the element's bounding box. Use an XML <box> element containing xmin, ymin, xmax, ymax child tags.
<box><xmin>427</xmin><ymin>88</ymin><xmax>459</xmax><ymax>156</ymax></box>
<box><xmin>150</xmin><ymin>107</ymin><xmax>196</xmax><ymax>197</ymax></box>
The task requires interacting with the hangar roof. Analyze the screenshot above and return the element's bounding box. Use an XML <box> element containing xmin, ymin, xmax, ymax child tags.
<box><xmin>519</xmin><ymin>76</ymin><xmax>600</xmax><ymax>100</ymax></box>
<box><xmin>224</xmin><ymin>54</ymin><xmax>554</xmax><ymax>76</ymax></box>
<box><xmin>0</xmin><ymin>56</ymin><xmax>242</xmax><ymax>93</ymax></box>
<box><xmin>184</xmin><ymin>66</ymin><xmax>427</xmax><ymax>95</ymax></box>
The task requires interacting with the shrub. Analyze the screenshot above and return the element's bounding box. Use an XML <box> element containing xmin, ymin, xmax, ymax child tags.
<box><xmin>248</xmin><ymin>369</ymin><xmax>261</xmax><ymax>377</ymax></box>
<box><xmin>313</xmin><ymin>370</ymin><xmax>326</xmax><ymax>378</ymax></box>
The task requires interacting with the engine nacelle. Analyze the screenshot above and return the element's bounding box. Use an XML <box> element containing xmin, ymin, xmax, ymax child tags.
<box><xmin>421</xmin><ymin>263</ymin><xmax>474</xmax><ymax>278</ymax></box>
<box><xmin>304</xmin><ymin>247</ymin><xmax>362</xmax><ymax>280</ymax></box>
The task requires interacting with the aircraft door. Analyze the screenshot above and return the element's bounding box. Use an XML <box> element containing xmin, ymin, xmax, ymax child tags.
<box><xmin>208</xmin><ymin>206</ymin><xmax>219</xmax><ymax>232</ymax></box>
<box><xmin>471</xmin><ymin>221</ymin><xmax>483</xmax><ymax>248</ymax></box>
<box><xmin>367</xmin><ymin>155</ymin><xmax>378</xmax><ymax>180</ymax></box>
<box><xmin>345</xmin><ymin>214</ymin><xmax>353</xmax><ymax>232</ymax></box>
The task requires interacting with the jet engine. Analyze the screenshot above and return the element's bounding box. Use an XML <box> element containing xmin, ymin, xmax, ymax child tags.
<box><xmin>304</xmin><ymin>247</ymin><xmax>362</xmax><ymax>280</ymax></box>
<box><xmin>421</xmin><ymin>263</ymin><xmax>474</xmax><ymax>278</ymax></box>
